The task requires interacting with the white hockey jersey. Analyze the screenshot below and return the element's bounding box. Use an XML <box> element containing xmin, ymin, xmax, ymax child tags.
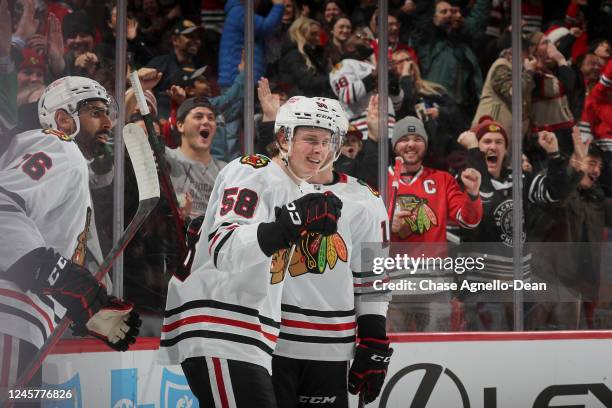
<box><xmin>329</xmin><ymin>59</ymin><xmax>398</xmax><ymax>140</ymax></box>
<box><xmin>0</xmin><ymin>129</ymin><xmax>94</xmax><ymax>348</ymax></box>
<box><xmin>273</xmin><ymin>173</ymin><xmax>390</xmax><ymax>361</ymax></box>
<box><xmin>158</xmin><ymin>155</ymin><xmax>315</xmax><ymax>373</ymax></box>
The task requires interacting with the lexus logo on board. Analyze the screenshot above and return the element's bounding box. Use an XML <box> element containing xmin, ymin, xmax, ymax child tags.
<box><xmin>377</xmin><ymin>363</ymin><xmax>612</xmax><ymax>408</ymax></box>
<box><xmin>379</xmin><ymin>363</ymin><xmax>470</xmax><ymax>408</ymax></box>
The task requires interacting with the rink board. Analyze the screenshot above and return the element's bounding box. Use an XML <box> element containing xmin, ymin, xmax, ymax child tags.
<box><xmin>42</xmin><ymin>332</ymin><xmax>612</xmax><ymax>408</ymax></box>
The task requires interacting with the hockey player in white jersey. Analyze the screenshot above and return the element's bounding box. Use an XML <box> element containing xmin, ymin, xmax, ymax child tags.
<box><xmin>159</xmin><ymin>96</ymin><xmax>345</xmax><ymax>407</ymax></box>
<box><xmin>271</xmin><ymin>98</ymin><xmax>393</xmax><ymax>407</ymax></box>
<box><xmin>329</xmin><ymin>29</ymin><xmax>401</xmax><ymax>140</ymax></box>
<box><xmin>0</xmin><ymin>77</ymin><xmax>141</xmax><ymax>397</ymax></box>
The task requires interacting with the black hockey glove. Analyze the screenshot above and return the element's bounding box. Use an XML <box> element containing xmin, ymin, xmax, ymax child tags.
<box><xmin>348</xmin><ymin>337</ymin><xmax>393</xmax><ymax>404</ymax></box>
<box><xmin>258</xmin><ymin>192</ymin><xmax>343</xmax><ymax>256</ymax></box>
<box><xmin>71</xmin><ymin>297</ymin><xmax>142</xmax><ymax>352</ymax></box>
<box><xmin>7</xmin><ymin>248</ymin><xmax>108</xmax><ymax>326</ymax></box>
<box><xmin>174</xmin><ymin>215</ymin><xmax>205</xmax><ymax>281</ymax></box>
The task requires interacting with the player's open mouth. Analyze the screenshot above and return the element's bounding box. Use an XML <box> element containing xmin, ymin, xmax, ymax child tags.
<box><xmin>199</xmin><ymin>130</ymin><xmax>210</xmax><ymax>139</ymax></box>
<box><xmin>588</xmin><ymin>173</ymin><xmax>597</xmax><ymax>182</ymax></box>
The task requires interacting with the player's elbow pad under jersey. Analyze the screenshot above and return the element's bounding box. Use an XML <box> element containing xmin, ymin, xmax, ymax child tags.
<box><xmin>5</xmin><ymin>247</ymin><xmax>52</xmax><ymax>291</ymax></box>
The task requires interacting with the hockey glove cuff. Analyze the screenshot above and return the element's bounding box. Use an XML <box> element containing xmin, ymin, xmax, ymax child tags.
<box><xmin>348</xmin><ymin>337</ymin><xmax>393</xmax><ymax>404</ymax></box>
<box><xmin>8</xmin><ymin>247</ymin><xmax>108</xmax><ymax>325</ymax></box>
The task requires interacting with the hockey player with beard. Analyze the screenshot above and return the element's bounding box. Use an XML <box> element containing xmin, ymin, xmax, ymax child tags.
<box><xmin>329</xmin><ymin>28</ymin><xmax>401</xmax><ymax>140</ymax></box>
<box><xmin>0</xmin><ymin>76</ymin><xmax>141</xmax><ymax>397</ymax></box>
<box><xmin>456</xmin><ymin>117</ymin><xmax>573</xmax><ymax>330</ymax></box>
<box><xmin>271</xmin><ymin>98</ymin><xmax>392</xmax><ymax>407</ymax></box>
<box><xmin>158</xmin><ymin>96</ymin><xmax>344</xmax><ymax>407</ymax></box>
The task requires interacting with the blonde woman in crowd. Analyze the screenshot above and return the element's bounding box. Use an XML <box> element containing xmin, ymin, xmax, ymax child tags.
<box><xmin>392</xmin><ymin>49</ymin><xmax>463</xmax><ymax>170</ymax></box>
<box><xmin>279</xmin><ymin>17</ymin><xmax>334</xmax><ymax>97</ymax></box>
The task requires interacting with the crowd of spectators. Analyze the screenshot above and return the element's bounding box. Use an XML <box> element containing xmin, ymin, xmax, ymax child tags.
<box><xmin>1</xmin><ymin>0</ymin><xmax>611</xmax><ymax>333</ymax></box>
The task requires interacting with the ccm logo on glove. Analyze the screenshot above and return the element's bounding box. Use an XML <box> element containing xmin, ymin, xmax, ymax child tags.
<box><xmin>286</xmin><ymin>202</ymin><xmax>302</xmax><ymax>225</ymax></box>
<box><xmin>371</xmin><ymin>354</ymin><xmax>392</xmax><ymax>363</ymax></box>
<box><xmin>47</xmin><ymin>257</ymin><xmax>68</xmax><ymax>286</ymax></box>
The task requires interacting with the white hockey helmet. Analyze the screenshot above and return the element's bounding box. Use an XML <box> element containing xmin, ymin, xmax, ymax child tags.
<box><xmin>313</xmin><ymin>97</ymin><xmax>349</xmax><ymax>139</ymax></box>
<box><xmin>312</xmin><ymin>97</ymin><xmax>349</xmax><ymax>166</ymax></box>
<box><xmin>274</xmin><ymin>96</ymin><xmax>342</xmax><ymax>154</ymax></box>
<box><xmin>38</xmin><ymin>76</ymin><xmax>116</xmax><ymax>138</ymax></box>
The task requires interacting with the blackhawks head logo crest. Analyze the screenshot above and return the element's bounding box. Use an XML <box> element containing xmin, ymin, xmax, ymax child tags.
<box><xmin>240</xmin><ymin>154</ymin><xmax>270</xmax><ymax>169</ymax></box>
<box><xmin>396</xmin><ymin>195</ymin><xmax>438</xmax><ymax>238</ymax></box>
<box><xmin>270</xmin><ymin>232</ymin><xmax>348</xmax><ymax>284</ymax></box>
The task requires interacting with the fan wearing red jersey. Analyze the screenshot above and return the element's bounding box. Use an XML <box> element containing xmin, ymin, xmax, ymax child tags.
<box><xmin>387</xmin><ymin>116</ymin><xmax>483</xmax><ymax>332</ymax></box>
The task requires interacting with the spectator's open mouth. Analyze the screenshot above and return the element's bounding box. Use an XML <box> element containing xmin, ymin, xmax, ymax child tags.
<box><xmin>486</xmin><ymin>153</ymin><xmax>498</xmax><ymax>164</ymax></box>
<box><xmin>199</xmin><ymin>130</ymin><xmax>210</xmax><ymax>139</ymax></box>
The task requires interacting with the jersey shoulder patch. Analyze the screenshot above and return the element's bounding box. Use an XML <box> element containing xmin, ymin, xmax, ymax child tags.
<box><xmin>240</xmin><ymin>154</ymin><xmax>270</xmax><ymax>169</ymax></box>
<box><xmin>356</xmin><ymin>178</ymin><xmax>380</xmax><ymax>197</ymax></box>
<box><xmin>43</xmin><ymin>128</ymin><xmax>72</xmax><ymax>142</ymax></box>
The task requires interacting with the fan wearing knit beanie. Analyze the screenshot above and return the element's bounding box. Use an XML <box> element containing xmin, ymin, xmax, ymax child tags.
<box><xmin>455</xmin><ymin>117</ymin><xmax>575</xmax><ymax>331</ymax></box>
<box><xmin>17</xmin><ymin>48</ymin><xmax>46</xmax><ymax>89</ymax></box>
<box><xmin>459</xmin><ymin>116</ymin><xmax>509</xmax><ymax>180</ymax></box>
<box><xmin>386</xmin><ymin>115</ymin><xmax>483</xmax><ymax>332</ymax></box>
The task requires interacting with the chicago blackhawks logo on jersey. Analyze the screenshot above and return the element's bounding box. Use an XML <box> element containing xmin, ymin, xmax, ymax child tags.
<box><xmin>71</xmin><ymin>207</ymin><xmax>92</xmax><ymax>266</ymax></box>
<box><xmin>240</xmin><ymin>154</ymin><xmax>270</xmax><ymax>169</ymax></box>
<box><xmin>269</xmin><ymin>232</ymin><xmax>348</xmax><ymax>284</ymax></box>
<box><xmin>43</xmin><ymin>128</ymin><xmax>72</xmax><ymax>142</ymax></box>
<box><xmin>396</xmin><ymin>195</ymin><xmax>438</xmax><ymax>238</ymax></box>
<box><xmin>493</xmin><ymin>199</ymin><xmax>525</xmax><ymax>247</ymax></box>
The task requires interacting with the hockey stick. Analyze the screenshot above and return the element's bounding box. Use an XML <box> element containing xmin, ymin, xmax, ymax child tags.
<box><xmin>128</xmin><ymin>71</ymin><xmax>187</xmax><ymax>262</ymax></box>
<box><xmin>388</xmin><ymin>157</ymin><xmax>403</xmax><ymax>224</ymax></box>
<box><xmin>358</xmin><ymin>392</ymin><xmax>366</xmax><ymax>408</ymax></box>
<box><xmin>3</xmin><ymin>124</ymin><xmax>160</xmax><ymax>407</ymax></box>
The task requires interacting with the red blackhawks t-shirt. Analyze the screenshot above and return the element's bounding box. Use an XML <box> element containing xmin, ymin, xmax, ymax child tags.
<box><xmin>387</xmin><ymin>166</ymin><xmax>482</xmax><ymax>244</ymax></box>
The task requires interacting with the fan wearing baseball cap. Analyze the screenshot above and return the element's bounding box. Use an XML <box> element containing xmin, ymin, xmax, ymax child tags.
<box><xmin>386</xmin><ymin>115</ymin><xmax>483</xmax><ymax>332</ymax></box>
<box><xmin>164</xmin><ymin>97</ymin><xmax>226</xmax><ymax>219</ymax></box>
<box><xmin>146</xmin><ymin>19</ymin><xmax>205</xmax><ymax>118</ymax></box>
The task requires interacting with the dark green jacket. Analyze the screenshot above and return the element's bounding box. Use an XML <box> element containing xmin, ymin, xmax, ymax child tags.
<box><xmin>413</xmin><ymin>0</ymin><xmax>490</xmax><ymax>110</ymax></box>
